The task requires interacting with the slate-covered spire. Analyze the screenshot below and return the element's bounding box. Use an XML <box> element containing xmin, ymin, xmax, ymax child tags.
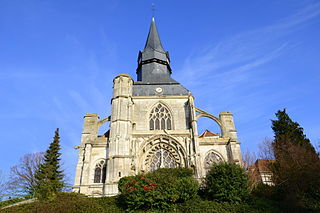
<box><xmin>136</xmin><ymin>17</ymin><xmax>175</xmax><ymax>83</ymax></box>
<box><xmin>144</xmin><ymin>17</ymin><xmax>165</xmax><ymax>52</ymax></box>
<box><xmin>133</xmin><ymin>18</ymin><xmax>189</xmax><ymax>96</ymax></box>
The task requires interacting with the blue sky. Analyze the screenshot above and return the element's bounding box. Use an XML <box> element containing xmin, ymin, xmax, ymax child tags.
<box><xmin>0</xmin><ymin>0</ymin><xmax>319</xmax><ymax>184</ymax></box>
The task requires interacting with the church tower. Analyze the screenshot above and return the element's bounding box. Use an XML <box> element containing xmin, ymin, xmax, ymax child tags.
<box><xmin>73</xmin><ymin>18</ymin><xmax>242</xmax><ymax>196</ymax></box>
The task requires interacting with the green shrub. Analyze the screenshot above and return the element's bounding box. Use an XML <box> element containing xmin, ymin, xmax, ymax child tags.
<box><xmin>118</xmin><ymin>175</ymin><xmax>162</xmax><ymax>210</ymax></box>
<box><xmin>174</xmin><ymin>196</ymin><xmax>282</xmax><ymax>213</ymax></box>
<box><xmin>1</xmin><ymin>191</ymin><xmax>286</xmax><ymax>213</ymax></box>
<box><xmin>251</xmin><ymin>183</ymin><xmax>276</xmax><ymax>200</ymax></box>
<box><xmin>300</xmin><ymin>188</ymin><xmax>320</xmax><ymax>210</ymax></box>
<box><xmin>202</xmin><ymin>162</ymin><xmax>249</xmax><ymax>203</ymax></box>
<box><xmin>118</xmin><ymin>168</ymin><xmax>199</xmax><ymax>211</ymax></box>
<box><xmin>145</xmin><ymin>168</ymin><xmax>199</xmax><ymax>203</ymax></box>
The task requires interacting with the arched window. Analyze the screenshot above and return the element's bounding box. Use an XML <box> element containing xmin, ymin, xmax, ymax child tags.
<box><xmin>149</xmin><ymin>103</ymin><xmax>172</xmax><ymax>130</ymax></box>
<box><xmin>204</xmin><ymin>151</ymin><xmax>223</xmax><ymax>173</ymax></box>
<box><xmin>94</xmin><ymin>160</ymin><xmax>107</xmax><ymax>183</ymax></box>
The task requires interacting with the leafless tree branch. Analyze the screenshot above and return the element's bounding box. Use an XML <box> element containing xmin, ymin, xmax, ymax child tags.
<box><xmin>258</xmin><ymin>137</ymin><xmax>275</xmax><ymax>160</ymax></box>
<box><xmin>6</xmin><ymin>152</ymin><xmax>44</xmax><ymax>198</ymax></box>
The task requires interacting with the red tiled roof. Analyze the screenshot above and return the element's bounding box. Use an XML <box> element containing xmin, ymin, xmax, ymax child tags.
<box><xmin>199</xmin><ymin>130</ymin><xmax>219</xmax><ymax>138</ymax></box>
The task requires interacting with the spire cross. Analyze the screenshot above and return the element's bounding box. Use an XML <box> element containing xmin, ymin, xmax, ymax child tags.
<box><xmin>151</xmin><ymin>3</ymin><xmax>156</xmax><ymax>17</ymax></box>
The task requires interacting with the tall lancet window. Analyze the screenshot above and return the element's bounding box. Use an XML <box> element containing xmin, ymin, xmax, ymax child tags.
<box><xmin>149</xmin><ymin>103</ymin><xmax>172</xmax><ymax>130</ymax></box>
<box><xmin>94</xmin><ymin>160</ymin><xmax>107</xmax><ymax>183</ymax></box>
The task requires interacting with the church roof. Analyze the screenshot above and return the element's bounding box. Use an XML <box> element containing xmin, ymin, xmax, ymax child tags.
<box><xmin>144</xmin><ymin>17</ymin><xmax>165</xmax><ymax>53</ymax></box>
<box><xmin>199</xmin><ymin>130</ymin><xmax>219</xmax><ymax>138</ymax></box>
<box><xmin>133</xmin><ymin>18</ymin><xmax>189</xmax><ymax>96</ymax></box>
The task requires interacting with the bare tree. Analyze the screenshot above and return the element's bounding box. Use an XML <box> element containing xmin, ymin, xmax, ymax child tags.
<box><xmin>258</xmin><ymin>137</ymin><xmax>275</xmax><ymax>160</ymax></box>
<box><xmin>0</xmin><ymin>169</ymin><xmax>7</xmax><ymax>201</ymax></box>
<box><xmin>242</xmin><ymin>150</ymin><xmax>258</xmax><ymax>190</ymax></box>
<box><xmin>242</xmin><ymin>149</ymin><xmax>257</xmax><ymax>170</ymax></box>
<box><xmin>7</xmin><ymin>152</ymin><xmax>44</xmax><ymax>198</ymax></box>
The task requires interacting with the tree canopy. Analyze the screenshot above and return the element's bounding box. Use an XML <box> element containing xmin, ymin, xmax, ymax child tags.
<box><xmin>7</xmin><ymin>152</ymin><xmax>43</xmax><ymax>198</ymax></box>
<box><xmin>272</xmin><ymin>109</ymin><xmax>316</xmax><ymax>155</ymax></box>
<box><xmin>271</xmin><ymin>109</ymin><xmax>320</xmax><ymax>209</ymax></box>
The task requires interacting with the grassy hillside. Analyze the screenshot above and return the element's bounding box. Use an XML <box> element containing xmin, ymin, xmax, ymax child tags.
<box><xmin>1</xmin><ymin>193</ymin><xmax>120</xmax><ymax>213</ymax></box>
<box><xmin>1</xmin><ymin>192</ymin><xmax>284</xmax><ymax>213</ymax></box>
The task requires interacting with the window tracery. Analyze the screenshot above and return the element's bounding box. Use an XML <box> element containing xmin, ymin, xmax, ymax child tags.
<box><xmin>149</xmin><ymin>149</ymin><xmax>177</xmax><ymax>171</ymax></box>
<box><xmin>204</xmin><ymin>151</ymin><xmax>223</xmax><ymax>173</ymax></box>
<box><xmin>94</xmin><ymin>160</ymin><xmax>106</xmax><ymax>183</ymax></box>
<box><xmin>144</xmin><ymin>141</ymin><xmax>181</xmax><ymax>172</ymax></box>
<box><xmin>149</xmin><ymin>103</ymin><xmax>172</xmax><ymax>130</ymax></box>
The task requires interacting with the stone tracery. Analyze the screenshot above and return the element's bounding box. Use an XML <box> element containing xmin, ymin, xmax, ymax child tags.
<box><xmin>141</xmin><ymin>136</ymin><xmax>186</xmax><ymax>172</ymax></box>
<box><xmin>204</xmin><ymin>151</ymin><xmax>223</xmax><ymax>173</ymax></box>
<box><xmin>94</xmin><ymin>160</ymin><xmax>106</xmax><ymax>183</ymax></box>
<box><xmin>149</xmin><ymin>103</ymin><xmax>172</xmax><ymax>130</ymax></box>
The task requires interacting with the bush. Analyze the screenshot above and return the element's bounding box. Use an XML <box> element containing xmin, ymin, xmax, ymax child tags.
<box><xmin>118</xmin><ymin>168</ymin><xmax>199</xmax><ymax>211</ymax></box>
<box><xmin>251</xmin><ymin>183</ymin><xmax>276</xmax><ymax>200</ymax></box>
<box><xmin>145</xmin><ymin>168</ymin><xmax>199</xmax><ymax>203</ymax></box>
<box><xmin>202</xmin><ymin>162</ymin><xmax>249</xmax><ymax>203</ymax></box>
<box><xmin>174</xmin><ymin>195</ymin><xmax>282</xmax><ymax>213</ymax></box>
<box><xmin>301</xmin><ymin>189</ymin><xmax>320</xmax><ymax>210</ymax></box>
<box><xmin>118</xmin><ymin>175</ymin><xmax>162</xmax><ymax>210</ymax></box>
<box><xmin>1</xmin><ymin>192</ymin><xmax>285</xmax><ymax>213</ymax></box>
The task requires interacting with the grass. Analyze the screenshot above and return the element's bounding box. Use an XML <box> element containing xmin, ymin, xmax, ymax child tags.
<box><xmin>1</xmin><ymin>193</ymin><xmax>121</xmax><ymax>213</ymax></box>
<box><xmin>0</xmin><ymin>192</ymin><xmax>286</xmax><ymax>213</ymax></box>
<box><xmin>0</xmin><ymin>198</ymin><xmax>26</xmax><ymax>209</ymax></box>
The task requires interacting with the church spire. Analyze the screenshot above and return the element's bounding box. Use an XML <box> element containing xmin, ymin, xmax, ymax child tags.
<box><xmin>136</xmin><ymin>18</ymin><xmax>174</xmax><ymax>83</ymax></box>
<box><xmin>144</xmin><ymin>17</ymin><xmax>165</xmax><ymax>52</ymax></box>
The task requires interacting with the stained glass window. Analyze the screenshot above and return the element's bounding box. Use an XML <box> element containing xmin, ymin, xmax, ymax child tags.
<box><xmin>150</xmin><ymin>104</ymin><xmax>172</xmax><ymax>130</ymax></box>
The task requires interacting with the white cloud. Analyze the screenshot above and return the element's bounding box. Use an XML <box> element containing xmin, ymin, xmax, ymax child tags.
<box><xmin>176</xmin><ymin>2</ymin><xmax>320</xmax><ymax>152</ymax></box>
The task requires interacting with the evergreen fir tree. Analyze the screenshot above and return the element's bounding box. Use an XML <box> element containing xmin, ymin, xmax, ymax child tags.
<box><xmin>271</xmin><ymin>109</ymin><xmax>320</xmax><ymax>209</ymax></box>
<box><xmin>272</xmin><ymin>109</ymin><xmax>316</xmax><ymax>155</ymax></box>
<box><xmin>34</xmin><ymin>128</ymin><xmax>64</xmax><ymax>200</ymax></box>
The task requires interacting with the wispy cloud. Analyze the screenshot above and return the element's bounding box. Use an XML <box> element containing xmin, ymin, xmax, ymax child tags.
<box><xmin>176</xmin><ymin>2</ymin><xmax>320</xmax><ymax>150</ymax></box>
<box><xmin>178</xmin><ymin>2</ymin><xmax>320</xmax><ymax>83</ymax></box>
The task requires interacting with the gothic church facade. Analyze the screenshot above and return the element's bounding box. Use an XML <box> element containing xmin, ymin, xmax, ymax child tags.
<box><xmin>73</xmin><ymin>18</ymin><xmax>242</xmax><ymax>196</ymax></box>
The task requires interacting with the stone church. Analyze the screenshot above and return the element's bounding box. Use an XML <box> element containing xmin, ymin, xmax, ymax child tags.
<box><xmin>73</xmin><ymin>18</ymin><xmax>242</xmax><ymax>196</ymax></box>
